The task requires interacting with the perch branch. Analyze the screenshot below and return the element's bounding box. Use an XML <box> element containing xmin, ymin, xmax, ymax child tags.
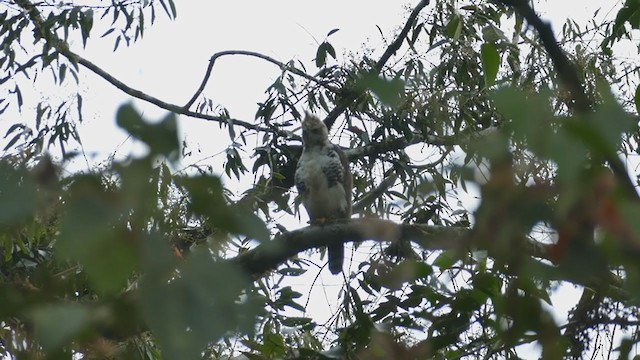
<box><xmin>228</xmin><ymin>218</ymin><xmax>627</xmax><ymax>301</ymax></box>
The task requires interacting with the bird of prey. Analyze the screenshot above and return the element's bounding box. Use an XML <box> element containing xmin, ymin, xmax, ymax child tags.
<box><xmin>295</xmin><ymin>112</ymin><xmax>352</xmax><ymax>274</ymax></box>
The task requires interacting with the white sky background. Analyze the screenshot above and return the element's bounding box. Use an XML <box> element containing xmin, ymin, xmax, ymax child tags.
<box><xmin>0</xmin><ymin>0</ymin><xmax>636</xmax><ymax>357</ymax></box>
<box><xmin>68</xmin><ymin>1</ymin><xmax>412</xmax><ymax>169</ymax></box>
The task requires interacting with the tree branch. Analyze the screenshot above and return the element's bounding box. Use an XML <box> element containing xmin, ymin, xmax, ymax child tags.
<box><xmin>13</xmin><ymin>0</ymin><xmax>287</xmax><ymax>137</ymax></box>
<box><xmin>497</xmin><ymin>0</ymin><xmax>590</xmax><ymax>112</ymax></box>
<box><xmin>236</xmin><ymin>125</ymin><xmax>497</xmax><ymax>213</ymax></box>
<box><xmin>184</xmin><ymin>50</ymin><xmax>339</xmax><ymax>110</ymax></box>
<box><xmin>229</xmin><ymin>218</ymin><xmax>460</xmax><ymax>276</ymax></box>
<box><xmin>497</xmin><ymin>0</ymin><xmax>639</xmax><ymax>200</ymax></box>
<box><xmin>228</xmin><ymin>218</ymin><xmax>627</xmax><ymax>301</ymax></box>
<box><xmin>323</xmin><ymin>0</ymin><xmax>431</xmax><ymax>131</ymax></box>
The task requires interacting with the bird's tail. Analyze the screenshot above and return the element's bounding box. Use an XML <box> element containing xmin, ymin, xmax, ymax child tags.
<box><xmin>328</xmin><ymin>244</ymin><xmax>344</xmax><ymax>275</ymax></box>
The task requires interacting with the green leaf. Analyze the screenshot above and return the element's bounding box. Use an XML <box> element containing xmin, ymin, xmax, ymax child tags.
<box><xmin>79</xmin><ymin>9</ymin><xmax>93</xmax><ymax>47</ymax></box>
<box><xmin>445</xmin><ymin>14</ymin><xmax>462</xmax><ymax>40</ymax></box>
<box><xmin>315</xmin><ymin>42</ymin><xmax>328</xmax><ymax>68</ymax></box>
<box><xmin>430</xmin><ymin>333</ymin><xmax>460</xmax><ymax>351</ymax></box>
<box><xmin>472</xmin><ymin>272</ymin><xmax>502</xmax><ymax>299</ymax></box>
<box><xmin>378</xmin><ymin>260</ymin><xmax>432</xmax><ymax>290</ymax></box>
<box><xmin>327</xmin><ymin>28</ymin><xmax>339</xmax><ymax>37</ymax></box>
<box><xmin>481</xmin><ymin>43</ymin><xmax>500</xmax><ymax>87</ymax></box>
<box><xmin>59</xmin><ymin>63</ymin><xmax>67</xmax><ymax>83</ymax></box>
<box><xmin>280</xmin><ymin>316</ymin><xmax>313</xmax><ymax>327</ymax></box>
<box><xmin>262</xmin><ymin>332</ymin><xmax>286</xmax><ymax>357</ymax></box>
<box><xmin>31</xmin><ymin>304</ymin><xmax>91</xmax><ymax>350</ymax></box>
<box><xmin>491</xmin><ymin>87</ymin><xmax>555</xmax><ymax>157</ymax></box>
<box><xmin>325</xmin><ymin>42</ymin><xmax>336</xmax><ymax>59</ymax></box>
<box><xmin>616</xmin><ymin>0</ymin><xmax>640</xmax><ymax>30</ymax></box>
<box><xmin>563</xmin><ymin>85</ymin><xmax>635</xmax><ymax>161</ymax></box>
<box><xmin>433</xmin><ymin>250</ymin><xmax>459</xmax><ymax>269</ymax></box>
<box><xmin>178</xmin><ymin>175</ymin><xmax>269</xmax><ymax>242</ymax></box>
<box><xmin>274</xmin><ymin>286</ymin><xmax>305</xmax><ymax>311</ymax></box>
<box><xmin>56</xmin><ymin>175</ymin><xmax>136</xmax><ymax>295</ymax></box>
<box><xmin>0</xmin><ymin>162</ymin><xmax>37</xmax><ymax>226</ymax></box>
<box><xmin>141</xmin><ymin>250</ymin><xmax>255</xmax><ymax>360</ymax></box>
<box><xmin>482</xmin><ymin>24</ymin><xmax>507</xmax><ymax>43</ymax></box>
<box><xmin>278</xmin><ymin>267</ymin><xmax>307</xmax><ymax>276</ymax></box>
<box><xmin>359</xmin><ymin>72</ymin><xmax>404</xmax><ymax>107</ymax></box>
<box><xmin>0</xmin><ymin>99</ymin><xmax>9</xmax><ymax>115</ymax></box>
<box><xmin>116</xmin><ymin>103</ymin><xmax>180</xmax><ymax>163</ymax></box>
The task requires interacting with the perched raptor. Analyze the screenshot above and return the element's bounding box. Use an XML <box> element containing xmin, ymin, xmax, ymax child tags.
<box><xmin>295</xmin><ymin>112</ymin><xmax>352</xmax><ymax>274</ymax></box>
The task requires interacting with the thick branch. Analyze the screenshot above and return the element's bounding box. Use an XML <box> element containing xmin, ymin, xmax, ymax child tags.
<box><xmin>229</xmin><ymin>218</ymin><xmax>462</xmax><ymax>276</ymax></box>
<box><xmin>228</xmin><ymin>218</ymin><xmax>627</xmax><ymax>301</ymax></box>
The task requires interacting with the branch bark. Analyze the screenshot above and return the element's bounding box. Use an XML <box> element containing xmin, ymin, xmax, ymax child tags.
<box><xmin>228</xmin><ymin>218</ymin><xmax>627</xmax><ymax>302</ymax></box>
<box><xmin>229</xmin><ymin>218</ymin><xmax>464</xmax><ymax>276</ymax></box>
<box><xmin>184</xmin><ymin>50</ymin><xmax>339</xmax><ymax>110</ymax></box>
<box><xmin>497</xmin><ymin>0</ymin><xmax>638</xmax><ymax>200</ymax></box>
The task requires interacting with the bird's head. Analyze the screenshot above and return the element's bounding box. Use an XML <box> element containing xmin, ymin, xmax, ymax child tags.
<box><xmin>301</xmin><ymin>112</ymin><xmax>329</xmax><ymax>148</ymax></box>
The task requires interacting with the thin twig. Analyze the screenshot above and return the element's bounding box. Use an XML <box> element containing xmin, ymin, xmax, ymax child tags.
<box><xmin>323</xmin><ymin>0</ymin><xmax>431</xmax><ymax>131</ymax></box>
<box><xmin>352</xmin><ymin>173</ymin><xmax>398</xmax><ymax>214</ymax></box>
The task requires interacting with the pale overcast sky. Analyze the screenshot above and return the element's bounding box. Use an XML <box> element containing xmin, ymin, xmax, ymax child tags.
<box><xmin>0</xmin><ymin>1</ymin><xmax>633</xmax><ymax>356</ymax></box>
<box><xmin>1</xmin><ymin>0</ymin><xmax>625</xmax><ymax>170</ymax></box>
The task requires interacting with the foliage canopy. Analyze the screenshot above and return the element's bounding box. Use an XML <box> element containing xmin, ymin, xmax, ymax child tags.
<box><xmin>2</xmin><ymin>0</ymin><xmax>640</xmax><ymax>359</ymax></box>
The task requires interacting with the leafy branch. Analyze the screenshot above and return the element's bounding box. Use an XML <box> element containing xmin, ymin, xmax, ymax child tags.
<box><xmin>12</xmin><ymin>0</ymin><xmax>286</xmax><ymax>137</ymax></box>
<box><xmin>322</xmin><ymin>0</ymin><xmax>431</xmax><ymax>131</ymax></box>
<box><xmin>497</xmin><ymin>0</ymin><xmax>639</xmax><ymax>200</ymax></box>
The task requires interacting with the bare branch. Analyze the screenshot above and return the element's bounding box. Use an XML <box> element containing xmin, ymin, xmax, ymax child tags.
<box><xmin>184</xmin><ymin>50</ymin><xmax>339</xmax><ymax>110</ymax></box>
